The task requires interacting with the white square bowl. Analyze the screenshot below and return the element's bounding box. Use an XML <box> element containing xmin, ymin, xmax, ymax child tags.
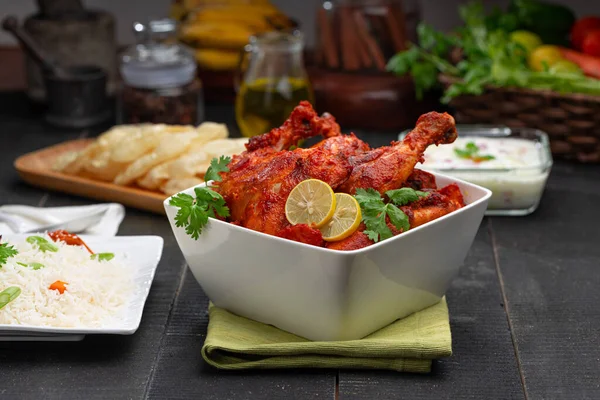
<box><xmin>165</xmin><ymin>173</ymin><xmax>491</xmax><ymax>341</ymax></box>
<box><xmin>0</xmin><ymin>235</ymin><xmax>163</xmax><ymax>341</ymax></box>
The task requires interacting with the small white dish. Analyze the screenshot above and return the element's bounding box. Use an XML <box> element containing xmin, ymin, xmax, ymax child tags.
<box><xmin>165</xmin><ymin>172</ymin><xmax>491</xmax><ymax>341</ymax></box>
<box><xmin>399</xmin><ymin>125</ymin><xmax>553</xmax><ymax>216</ymax></box>
<box><xmin>0</xmin><ymin>234</ymin><xmax>163</xmax><ymax>341</ymax></box>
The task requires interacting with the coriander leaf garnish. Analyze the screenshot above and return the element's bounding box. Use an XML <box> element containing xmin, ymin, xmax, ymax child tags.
<box><xmin>454</xmin><ymin>141</ymin><xmax>495</xmax><ymax>162</ymax></box>
<box><xmin>0</xmin><ymin>240</ymin><xmax>18</xmax><ymax>268</ymax></box>
<box><xmin>204</xmin><ymin>155</ymin><xmax>231</xmax><ymax>182</ymax></box>
<box><xmin>362</xmin><ymin>203</ymin><xmax>395</xmax><ymax>242</ymax></box>
<box><xmin>0</xmin><ymin>286</ymin><xmax>21</xmax><ymax>310</ymax></box>
<box><xmin>17</xmin><ymin>261</ymin><xmax>44</xmax><ymax>270</ymax></box>
<box><xmin>386</xmin><ymin>204</ymin><xmax>410</xmax><ymax>232</ymax></box>
<box><xmin>386</xmin><ymin>187</ymin><xmax>429</xmax><ymax>206</ymax></box>
<box><xmin>354</xmin><ymin>187</ymin><xmax>428</xmax><ymax>243</ymax></box>
<box><xmin>26</xmin><ymin>236</ymin><xmax>59</xmax><ymax>253</ymax></box>
<box><xmin>169</xmin><ymin>187</ymin><xmax>230</xmax><ymax>240</ymax></box>
<box><xmin>353</xmin><ymin>187</ymin><xmax>383</xmax><ymax>207</ymax></box>
<box><xmin>91</xmin><ymin>253</ymin><xmax>114</xmax><ymax>262</ymax></box>
<box><xmin>170</xmin><ymin>155</ymin><xmax>231</xmax><ymax>240</ymax></box>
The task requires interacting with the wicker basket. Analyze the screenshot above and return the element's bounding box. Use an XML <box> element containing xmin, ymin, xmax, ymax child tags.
<box><xmin>439</xmin><ymin>74</ymin><xmax>600</xmax><ymax>163</ymax></box>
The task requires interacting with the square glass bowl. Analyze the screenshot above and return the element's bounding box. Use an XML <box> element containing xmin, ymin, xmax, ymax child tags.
<box><xmin>399</xmin><ymin>125</ymin><xmax>553</xmax><ymax>216</ymax></box>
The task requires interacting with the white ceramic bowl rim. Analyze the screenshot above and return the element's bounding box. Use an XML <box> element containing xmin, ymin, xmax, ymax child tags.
<box><xmin>164</xmin><ymin>172</ymin><xmax>492</xmax><ymax>255</ymax></box>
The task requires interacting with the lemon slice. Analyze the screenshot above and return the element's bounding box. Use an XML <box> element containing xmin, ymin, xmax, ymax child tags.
<box><xmin>285</xmin><ymin>179</ymin><xmax>336</xmax><ymax>228</ymax></box>
<box><xmin>320</xmin><ymin>193</ymin><xmax>362</xmax><ymax>242</ymax></box>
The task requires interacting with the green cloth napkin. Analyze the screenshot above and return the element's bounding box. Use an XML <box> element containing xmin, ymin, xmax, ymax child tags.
<box><xmin>201</xmin><ymin>298</ymin><xmax>452</xmax><ymax>373</ymax></box>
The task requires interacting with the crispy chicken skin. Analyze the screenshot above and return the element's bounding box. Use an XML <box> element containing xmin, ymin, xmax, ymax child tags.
<box><xmin>338</xmin><ymin>111</ymin><xmax>457</xmax><ymax>195</ymax></box>
<box><xmin>216</xmin><ymin>102</ymin><xmax>462</xmax><ymax>249</ymax></box>
<box><xmin>311</xmin><ymin>133</ymin><xmax>371</xmax><ymax>160</ymax></box>
<box><xmin>277</xmin><ymin>224</ymin><xmax>324</xmax><ymax>247</ymax></box>
<box><xmin>401</xmin><ymin>183</ymin><xmax>465</xmax><ymax>229</ymax></box>
<box><xmin>403</xmin><ymin>169</ymin><xmax>437</xmax><ymax>190</ymax></box>
<box><xmin>245</xmin><ymin>101</ymin><xmax>341</xmax><ymax>152</ymax></box>
<box><xmin>218</xmin><ymin>147</ymin><xmax>352</xmax><ymax>235</ymax></box>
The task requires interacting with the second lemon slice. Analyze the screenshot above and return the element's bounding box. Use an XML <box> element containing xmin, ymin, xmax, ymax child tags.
<box><xmin>285</xmin><ymin>179</ymin><xmax>336</xmax><ymax>228</ymax></box>
<box><xmin>320</xmin><ymin>193</ymin><xmax>362</xmax><ymax>242</ymax></box>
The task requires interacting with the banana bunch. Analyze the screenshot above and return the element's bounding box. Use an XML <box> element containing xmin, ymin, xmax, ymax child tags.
<box><xmin>171</xmin><ymin>0</ymin><xmax>295</xmax><ymax>71</ymax></box>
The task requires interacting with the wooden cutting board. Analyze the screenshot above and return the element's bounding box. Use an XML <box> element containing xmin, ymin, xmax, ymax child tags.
<box><xmin>14</xmin><ymin>139</ymin><xmax>169</xmax><ymax>214</ymax></box>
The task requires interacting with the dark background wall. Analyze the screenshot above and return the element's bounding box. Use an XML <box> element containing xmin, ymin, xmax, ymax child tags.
<box><xmin>1</xmin><ymin>0</ymin><xmax>598</xmax><ymax>48</ymax></box>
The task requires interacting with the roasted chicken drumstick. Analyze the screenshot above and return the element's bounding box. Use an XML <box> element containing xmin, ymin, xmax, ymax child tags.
<box><xmin>216</xmin><ymin>101</ymin><xmax>462</xmax><ymax>249</ymax></box>
<box><xmin>338</xmin><ymin>111</ymin><xmax>457</xmax><ymax>194</ymax></box>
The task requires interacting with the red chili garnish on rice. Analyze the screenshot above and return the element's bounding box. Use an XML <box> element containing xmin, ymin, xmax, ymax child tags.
<box><xmin>48</xmin><ymin>230</ymin><xmax>94</xmax><ymax>254</ymax></box>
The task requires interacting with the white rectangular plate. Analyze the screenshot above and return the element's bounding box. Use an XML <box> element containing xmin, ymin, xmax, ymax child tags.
<box><xmin>0</xmin><ymin>234</ymin><xmax>163</xmax><ymax>341</ymax></box>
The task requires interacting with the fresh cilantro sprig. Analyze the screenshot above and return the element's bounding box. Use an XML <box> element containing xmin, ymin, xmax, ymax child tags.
<box><xmin>205</xmin><ymin>156</ymin><xmax>231</xmax><ymax>182</ymax></box>
<box><xmin>169</xmin><ymin>156</ymin><xmax>231</xmax><ymax>240</ymax></box>
<box><xmin>454</xmin><ymin>141</ymin><xmax>495</xmax><ymax>162</ymax></box>
<box><xmin>386</xmin><ymin>188</ymin><xmax>429</xmax><ymax>205</ymax></box>
<box><xmin>0</xmin><ymin>238</ymin><xmax>18</xmax><ymax>268</ymax></box>
<box><xmin>354</xmin><ymin>188</ymin><xmax>429</xmax><ymax>243</ymax></box>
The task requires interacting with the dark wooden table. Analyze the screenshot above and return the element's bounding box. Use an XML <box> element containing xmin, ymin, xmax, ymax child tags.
<box><xmin>1</xmin><ymin>92</ymin><xmax>599</xmax><ymax>400</ymax></box>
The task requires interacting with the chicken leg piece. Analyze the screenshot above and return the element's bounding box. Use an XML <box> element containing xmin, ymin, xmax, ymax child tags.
<box><xmin>217</xmin><ymin>103</ymin><xmax>353</xmax><ymax>238</ymax></box>
<box><xmin>245</xmin><ymin>101</ymin><xmax>342</xmax><ymax>152</ymax></box>
<box><xmin>218</xmin><ymin>147</ymin><xmax>351</xmax><ymax>237</ymax></box>
<box><xmin>311</xmin><ymin>133</ymin><xmax>370</xmax><ymax>160</ymax></box>
<box><xmin>338</xmin><ymin>112</ymin><xmax>457</xmax><ymax>194</ymax></box>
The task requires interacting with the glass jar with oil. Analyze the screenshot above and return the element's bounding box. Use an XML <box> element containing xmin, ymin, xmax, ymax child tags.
<box><xmin>235</xmin><ymin>31</ymin><xmax>314</xmax><ymax>138</ymax></box>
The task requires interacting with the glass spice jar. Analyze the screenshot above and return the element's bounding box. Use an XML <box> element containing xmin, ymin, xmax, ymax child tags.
<box><xmin>118</xmin><ymin>18</ymin><xmax>204</xmax><ymax>125</ymax></box>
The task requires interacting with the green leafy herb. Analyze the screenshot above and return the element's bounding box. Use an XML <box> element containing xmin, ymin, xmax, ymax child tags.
<box><xmin>26</xmin><ymin>236</ymin><xmax>59</xmax><ymax>253</ymax></box>
<box><xmin>385</xmin><ymin>188</ymin><xmax>429</xmax><ymax>206</ymax></box>
<box><xmin>0</xmin><ymin>286</ymin><xmax>21</xmax><ymax>310</ymax></box>
<box><xmin>169</xmin><ymin>187</ymin><xmax>230</xmax><ymax>240</ymax></box>
<box><xmin>354</xmin><ymin>188</ymin><xmax>427</xmax><ymax>243</ymax></box>
<box><xmin>0</xmin><ymin>241</ymin><xmax>18</xmax><ymax>267</ymax></box>
<box><xmin>204</xmin><ymin>156</ymin><xmax>231</xmax><ymax>183</ymax></box>
<box><xmin>387</xmin><ymin>0</ymin><xmax>600</xmax><ymax>102</ymax></box>
<box><xmin>90</xmin><ymin>253</ymin><xmax>115</xmax><ymax>262</ymax></box>
<box><xmin>17</xmin><ymin>261</ymin><xmax>44</xmax><ymax>270</ymax></box>
<box><xmin>170</xmin><ymin>155</ymin><xmax>232</xmax><ymax>240</ymax></box>
<box><xmin>454</xmin><ymin>141</ymin><xmax>496</xmax><ymax>162</ymax></box>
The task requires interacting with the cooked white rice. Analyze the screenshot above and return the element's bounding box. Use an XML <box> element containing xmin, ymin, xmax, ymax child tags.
<box><xmin>0</xmin><ymin>236</ymin><xmax>134</xmax><ymax>328</ymax></box>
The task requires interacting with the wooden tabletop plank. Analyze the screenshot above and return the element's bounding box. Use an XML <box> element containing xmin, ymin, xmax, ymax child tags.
<box><xmin>146</xmin><ymin>269</ymin><xmax>337</xmax><ymax>399</ymax></box>
<box><xmin>338</xmin><ymin>221</ymin><xmax>524</xmax><ymax>399</ymax></box>
<box><xmin>491</xmin><ymin>163</ymin><xmax>600</xmax><ymax>400</ymax></box>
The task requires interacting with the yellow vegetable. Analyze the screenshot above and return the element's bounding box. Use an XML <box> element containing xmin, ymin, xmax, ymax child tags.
<box><xmin>169</xmin><ymin>3</ymin><xmax>187</xmax><ymax>21</ymax></box>
<box><xmin>510</xmin><ymin>30</ymin><xmax>542</xmax><ymax>54</ymax></box>
<box><xmin>195</xmin><ymin>49</ymin><xmax>241</xmax><ymax>70</ymax></box>
<box><xmin>528</xmin><ymin>45</ymin><xmax>563</xmax><ymax>71</ymax></box>
<box><xmin>549</xmin><ymin>59</ymin><xmax>583</xmax><ymax>75</ymax></box>
<box><xmin>180</xmin><ymin>23</ymin><xmax>255</xmax><ymax>49</ymax></box>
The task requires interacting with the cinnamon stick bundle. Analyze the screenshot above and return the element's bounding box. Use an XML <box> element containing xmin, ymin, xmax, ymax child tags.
<box><xmin>317</xmin><ymin>7</ymin><xmax>339</xmax><ymax>69</ymax></box>
<box><xmin>353</xmin><ymin>10</ymin><xmax>387</xmax><ymax>71</ymax></box>
<box><xmin>315</xmin><ymin>1</ymin><xmax>408</xmax><ymax>72</ymax></box>
<box><xmin>384</xmin><ymin>3</ymin><xmax>407</xmax><ymax>52</ymax></box>
<box><xmin>340</xmin><ymin>7</ymin><xmax>361</xmax><ymax>71</ymax></box>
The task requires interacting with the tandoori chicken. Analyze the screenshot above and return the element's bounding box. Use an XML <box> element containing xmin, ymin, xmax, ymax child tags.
<box><xmin>215</xmin><ymin>101</ymin><xmax>464</xmax><ymax>250</ymax></box>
